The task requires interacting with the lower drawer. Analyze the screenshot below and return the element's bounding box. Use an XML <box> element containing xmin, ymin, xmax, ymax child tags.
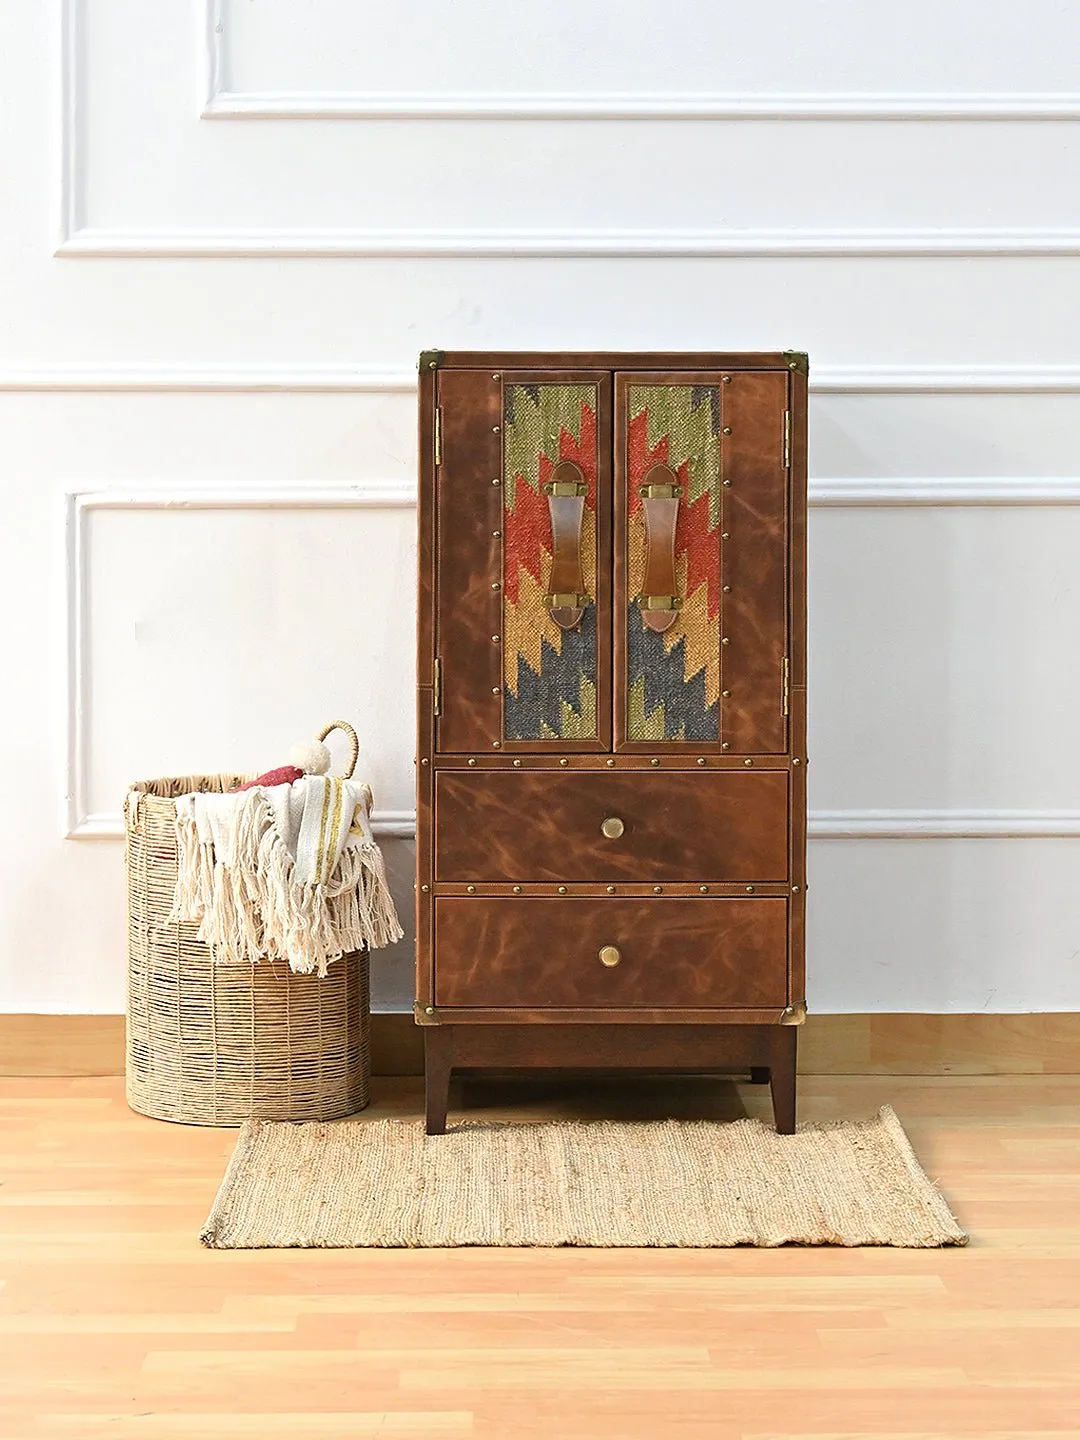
<box><xmin>434</xmin><ymin>896</ymin><xmax>787</xmax><ymax>1010</ymax></box>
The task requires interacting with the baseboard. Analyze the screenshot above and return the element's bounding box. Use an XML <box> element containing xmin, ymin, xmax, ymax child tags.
<box><xmin>2</xmin><ymin>1011</ymin><xmax>1078</xmax><ymax>1078</ymax></box>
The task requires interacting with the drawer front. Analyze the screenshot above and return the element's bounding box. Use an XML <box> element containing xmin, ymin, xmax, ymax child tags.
<box><xmin>434</xmin><ymin>896</ymin><xmax>787</xmax><ymax>1009</ymax></box>
<box><xmin>435</xmin><ymin>770</ymin><xmax>787</xmax><ymax>883</ymax></box>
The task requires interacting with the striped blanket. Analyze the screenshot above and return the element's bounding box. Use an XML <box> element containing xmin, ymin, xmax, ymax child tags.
<box><xmin>169</xmin><ymin>775</ymin><xmax>403</xmax><ymax>975</ymax></box>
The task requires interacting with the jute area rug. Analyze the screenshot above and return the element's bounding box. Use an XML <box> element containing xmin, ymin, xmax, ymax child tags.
<box><xmin>201</xmin><ymin>1104</ymin><xmax>966</xmax><ymax>1250</ymax></box>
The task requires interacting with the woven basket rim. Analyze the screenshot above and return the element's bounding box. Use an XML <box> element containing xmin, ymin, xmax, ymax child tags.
<box><xmin>129</xmin><ymin>774</ymin><xmax>256</xmax><ymax>801</ymax></box>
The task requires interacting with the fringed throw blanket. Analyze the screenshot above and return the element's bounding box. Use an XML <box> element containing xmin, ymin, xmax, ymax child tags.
<box><xmin>170</xmin><ymin>776</ymin><xmax>403</xmax><ymax>975</ymax></box>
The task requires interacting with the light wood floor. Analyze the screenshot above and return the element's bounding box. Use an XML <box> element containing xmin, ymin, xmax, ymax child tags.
<box><xmin>1</xmin><ymin>1073</ymin><xmax>1078</xmax><ymax>1440</ymax></box>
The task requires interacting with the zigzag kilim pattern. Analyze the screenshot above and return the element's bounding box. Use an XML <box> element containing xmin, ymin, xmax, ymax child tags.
<box><xmin>626</xmin><ymin>385</ymin><xmax>722</xmax><ymax>740</ymax></box>
<box><xmin>503</xmin><ymin>384</ymin><xmax>598</xmax><ymax>740</ymax></box>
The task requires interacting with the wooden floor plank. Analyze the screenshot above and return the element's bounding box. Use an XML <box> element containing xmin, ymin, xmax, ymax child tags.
<box><xmin>1</xmin><ymin>1074</ymin><xmax>1078</xmax><ymax>1439</ymax></box>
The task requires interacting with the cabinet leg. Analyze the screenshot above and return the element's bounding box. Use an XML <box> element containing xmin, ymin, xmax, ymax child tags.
<box><xmin>749</xmin><ymin>1066</ymin><xmax>770</xmax><ymax>1084</ymax></box>
<box><xmin>424</xmin><ymin>1028</ymin><xmax>452</xmax><ymax>1136</ymax></box>
<box><xmin>768</xmin><ymin>1027</ymin><xmax>798</xmax><ymax>1135</ymax></box>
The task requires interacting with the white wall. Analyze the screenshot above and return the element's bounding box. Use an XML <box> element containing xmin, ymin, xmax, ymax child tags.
<box><xmin>1</xmin><ymin>0</ymin><xmax>1078</xmax><ymax>1015</ymax></box>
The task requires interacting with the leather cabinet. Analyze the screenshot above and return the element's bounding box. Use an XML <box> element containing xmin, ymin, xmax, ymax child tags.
<box><xmin>416</xmin><ymin>351</ymin><xmax>808</xmax><ymax>1134</ymax></box>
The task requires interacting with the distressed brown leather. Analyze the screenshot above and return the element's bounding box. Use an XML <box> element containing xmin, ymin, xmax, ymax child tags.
<box><xmin>434</xmin><ymin>769</ymin><xmax>788</xmax><ymax>883</ymax></box>
<box><xmin>545</xmin><ymin>459</ymin><xmax>588</xmax><ymax>629</ymax></box>
<box><xmin>638</xmin><ymin>463</ymin><xmax>681</xmax><ymax>633</ymax></box>
<box><xmin>434</xmin><ymin>895</ymin><xmax>788</xmax><ymax>1009</ymax></box>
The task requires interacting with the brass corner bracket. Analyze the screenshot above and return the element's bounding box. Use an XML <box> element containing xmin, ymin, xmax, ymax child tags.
<box><xmin>779</xmin><ymin>1001</ymin><xmax>807</xmax><ymax>1027</ymax></box>
<box><xmin>413</xmin><ymin>1001</ymin><xmax>440</xmax><ymax>1026</ymax></box>
<box><xmin>782</xmin><ymin>351</ymin><xmax>809</xmax><ymax>376</ymax></box>
<box><xmin>418</xmin><ymin>349</ymin><xmax>445</xmax><ymax>373</ymax></box>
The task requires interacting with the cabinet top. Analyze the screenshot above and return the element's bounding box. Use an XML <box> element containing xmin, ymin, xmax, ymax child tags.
<box><xmin>418</xmin><ymin>350</ymin><xmax>809</xmax><ymax>375</ymax></box>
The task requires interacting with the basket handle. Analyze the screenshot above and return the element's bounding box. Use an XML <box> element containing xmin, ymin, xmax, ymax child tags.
<box><xmin>317</xmin><ymin>721</ymin><xmax>360</xmax><ymax>778</ymax></box>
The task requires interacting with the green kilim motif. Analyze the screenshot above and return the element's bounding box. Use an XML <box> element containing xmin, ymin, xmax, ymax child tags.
<box><xmin>504</xmin><ymin>384</ymin><xmax>592</xmax><ymax>513</ymax></box>
<box><xmin>629</xmin><ymin>384</ymin><xmax>723</xmax><ymax>529</ymax></box>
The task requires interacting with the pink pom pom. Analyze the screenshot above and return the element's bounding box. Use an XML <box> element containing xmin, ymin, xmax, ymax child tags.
<box><xmin>231</xmin><ymin>765</ymin><xmax>304</xmax><ymax>793</ymax></box>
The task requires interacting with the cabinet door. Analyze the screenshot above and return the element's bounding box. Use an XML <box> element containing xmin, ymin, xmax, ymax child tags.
<box><xmin>435</xmin><ymin>368</ymin><xmax>612</xmax><ymax>753</ymax></box>
<box><xmin>614</xmin><ymin>370</ymin><xmax>789</xmax><ymax>753</ymax></box>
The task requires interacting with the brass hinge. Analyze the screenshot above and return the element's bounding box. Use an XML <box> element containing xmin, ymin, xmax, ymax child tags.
<box><xmin>783</xmin><ymin>410</ymin><xmax>791</xmax><ymax>469</ymax></box>
<box><xmin>781</xmin><ymin>656</ymin><xmax>790</xmax><ymax>716</ymax></box>
<box><xmin>434</xmin><ymin>406</ymin><xmax>442</xmax><ymax>467</ymax></box>
<box><xmin>433</xmin><ymin>657</ymin><xmax>442</xmax><ymax>716</ymax></box>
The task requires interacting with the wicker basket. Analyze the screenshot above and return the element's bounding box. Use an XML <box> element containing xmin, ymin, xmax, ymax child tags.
<box><xmin>124</xmin><ymin>731</ymin><xmax>370</xmax><ymax>1126</ymax></box>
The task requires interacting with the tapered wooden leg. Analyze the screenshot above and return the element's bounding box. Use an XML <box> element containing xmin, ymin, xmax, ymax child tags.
<box><xmin>424</xmin><ymin>1028</ymin><xmax>452</xmax><ymax>1136</ymax></box>
<box><xmin>768</xmin><ymin>1026</ymin><xmax>798</xmax><ymax>1135</ymax></box>
<box><xmin>749</xmin><ymin>1066</ymin><xmax>770</xmax><ymax>1084</ymax></box>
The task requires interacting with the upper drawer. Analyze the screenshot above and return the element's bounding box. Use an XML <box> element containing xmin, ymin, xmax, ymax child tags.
<box><xmin>434</xmin><ymin>769</ymin><xmax>788</xmax><ymax>883</ymax></box>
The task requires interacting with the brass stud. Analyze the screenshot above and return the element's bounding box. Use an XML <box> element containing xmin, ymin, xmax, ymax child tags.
<box><xmin>700</xmin><ymin>885</ymin><xmax>709</xmax><ymax>893</ymax></box>
<box><xmin>721</xmin><ymin>636</ymin><xmax>730</xmax><ymax>646</ymax></box>
<box><xmin>722</xmin><ymin>375</ymin><xmax>732</xmax><ymax>384</ymax></box>
<box><xmin>421</xmin><ymin>884</ymin><xmax>429</xmax><ymax>893</ymax></box>
<box><xmin>744</xmin><ymin>758</ymin><xmax>753</xmax><ymax>766</ymax></box>
<box><xmin>792</xmin><ymin>884</ymin><xmax>801</xmax><ymax>892</ymax></box>
<box><xmin>467</xmin><ymin>884</ymin><xmax>476</xmax><ymax>894</ymax></box>
<box><xmin>722</xmin><ymin>426</ymin><xmax>732</xmax><ymax>435</ymax></box>
<box><xmin>654</xmin><ymin>885</ymin><xmax>663</xmax><ymax>894</ymax></box>
<box><xmin>492</xmin><ymin>740</ymin><xmax>501</xmax><ymax>749</ymax></box>
<box><xmin>492</xmin><ymin>686</ymin><xmax>501</xmax><ymax>694</ymax></box>
<box><xmin>513</xmin><ymin>757</ymin><xmax>522</xmax><ymax>766</ymax></box>
<box><xmin>721</xmin><ymin>742</ymin><xmax>730</xmax><ymax>750</ymax></box>
<box><xmin>425</xmin><ymin>1004</ymin><xmax>435</xmax><ymax>1014</ymax></box>
<box><xmin>492</xmin><ymin>529</ymin><xmax>502</xmax><ymax>537</ymax></box>
<box><xmin>492</xmin><ymin>478</ymin><xmax>501</xmax><ymax>486</ymax></box>
<box><xmin>558</xmin><ymin>885</ymin><xmax>567</xmax><ymax>894</ymax></box>
<box><xmin>697</xmin><ymin>757</ymin><xmax>707</xmax><ymax>766</ymax></box>
<box><xmin>560</xmin><ymin>757</ymin><xmax>569</xmax><ymax>766</ymax></box>
<box><xmin>788</xmin><ymin>360</ymin><xmax>799</xmax><ymax>370</ymax></box>
<box><xmin>746</xmin><ymin>885</ymin><xmax>755</xmax><ymax>894</ymax></box>
<box><xmin>722</xmin><ymin>584</ymin><xmax>731</xmax><ymax>593</ymax></box>
<box><xmin>721</xmin><ymin>531</ymin><xmax>730</xmax><ymax>540</ymax></box>
<box><xmin>722</xmin><ymin>689</ymin><xmax>731</xmax><ymax>698</ymax></box>
<box><xmin>650</xmin><ymin>758</ymin><xmax>660</xmax><ymax>766</ymax></box>
<box><xmin>722</xmin><ymin>479</ymin><xmax>732</xmax><ymax>487</ymax></box>
<box><xmin>607</xmin><ymin>885</ymin><xmax>616</xmax><ymax>894</ymax></box>
<box><xmin>491</xmin><ymin>634</ymin><xmax>500</xmax><ymax>643</ymax></box>
<box><xmin>492</xmin><ymin>373</ymin><xmax>501</xmax><ymax>380</ymax></box>
<box><xmin>492</xmin><ymin>425</ymin><xmax>501</xmax><ymax>433</ymax></box>
<box><xmin>467</xmin><ymin>757</ymin><xmax>477</xmax><ymax>766</ymax></box>
<box><xmin>793</xmin><ymin>757</ymin><xmax>801</xmax><ymax>766</ymax></box>
<box><xmin>513</xmin><ymin>884</ymin><xmax>522</xmax><ymax>893</ymax></box>
<box><xmin>606</xmin><ymin>758</ymin><xmax>616</xmax><ymax>767</ymax></box>
<box><xmin>491</xmin><ymin>581</ymin><xmax>500</xmax><ymax>590</ymax></box>
<box><xmin>427</xmin><ymin>360</ymin><xmax>437</xmax><ymax>369</ymax></box>
<box><xmin>420</xmin><ymin>757</ymin><xmax>429</xmax><ymax>766</ymax></box>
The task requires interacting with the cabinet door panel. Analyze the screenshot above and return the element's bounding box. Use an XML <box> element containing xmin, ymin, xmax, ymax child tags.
<box><xmin>435</xmin><ymin>368</ymin><xmax>611</xmax><ymax>752</ymax></box>
<box><xmin>501</xmin><ymin>373</ymin><xmax>612</xmax><ymax>748</ymax></box>
<box><xmin>614</xmin><ymin>370</ymin><xmax>789</xmax><ymax>753</ymax></box>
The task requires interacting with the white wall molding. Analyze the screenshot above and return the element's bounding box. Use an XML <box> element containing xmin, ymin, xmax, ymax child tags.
<box><xmin>810</xmin><ymin>476</ymin><xmax>1080</xmax><ymax>506</ymax></box>
<box><xmin>809</xmin><ymin>811</ymin><xmax>1080</xmax><ymax>839</ymax></box>
<box><xmin>202</xmin><ymin>92</ymin><xmax>1080</xmax><ymax>123</ymax></box>
<box><xmin>54</xmin><ymin>228</ymin><xmax>1080</xmax><ymax>260</ymax></box>
<box><xmin>199</xmin><ymin>0</ymin><xmax>1080</xmax><ymax>122</ymax></box>
<box><xmin>56</xmin><ymin>2</ymin><xmax>1080</xmax><ymax>257</ymax></box>
<box><xmin>65</xmin><ymin>484</ymin><xmax>416</xmax><ymax>842</ymax></box>
<box><xmin>11</xmin><ymin>364</ymin><xmax>1080</xmax><ymax>395</ymax></box>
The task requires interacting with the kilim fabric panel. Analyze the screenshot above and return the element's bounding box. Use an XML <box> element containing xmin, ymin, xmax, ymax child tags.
<box><xmin>626</xmin><ymin>385</ymin><xmax>722</xmax><ymax>741</ymax></box>
<box><xmin>503</xmin><ymin>384</ymin><xmax>598</xmax><ymax>739</ymax></box>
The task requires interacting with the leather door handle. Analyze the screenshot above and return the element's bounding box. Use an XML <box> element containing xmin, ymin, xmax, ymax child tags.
<box><xmin>544</xmin><ymin>460</ymin><xmax>590</xmax><ymax>630</ymax></box>
<box><xmin>638</xmin><ymin>463</ymin><xmax>681</xmax><ymax>633</ymax></box>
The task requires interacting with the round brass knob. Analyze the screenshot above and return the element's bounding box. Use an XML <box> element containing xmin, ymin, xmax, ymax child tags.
<box><xmin>599</xmin><ymin>945</ymin><xmax>621</xmax><ymax>967</ymax></box>
<box><xmin>600</xmin><ymin>817</ymin><xmax>625</xmax><ymax>839</ymax></box>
